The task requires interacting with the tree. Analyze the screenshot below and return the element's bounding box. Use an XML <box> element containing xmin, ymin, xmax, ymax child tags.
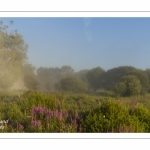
<box><xmin>60</xmin><ymin>65</ymin><xmax>74</xmax><ymax>77</ymax></box>
<box><xmin>0</xmin><ymin>21</ymin><xmax>28</xmax><ymax>89</ymax></box>
<box><xmin>114</xmin><ymin>75</ymin><xmax>141</xmax><ymax>96</ymax></box>
<box><xmin>75</xmin><ymin>69</ymin><xmax>89</xmax><ymax>83</ymax></box>
<box><xmin>113</xmin><ymin>81</ymin><xmax>126</xmax><ymax>96</ymax></box>
<box><xmin>22</xmin><ymin>63</ymin><xmax>39</xmax><ymax>90</ymax></box>
<box><xmin>36</xmin><ymin>67</ymin><xmax>61</xmax><ymax>91</ymax></box>
<box><xmin>36</xmin><ymin>66</ymin><xmax>75</xmax><ymax>91</ymax></box>
<box><xmin>55</xmin><ymin>76</ymin><xmax>88</xmax><ymax>93</ymax></box>
<box><xmin>101</xmin><ymin>66</ymin><xmax>137</xmax><ymax>90</ymax></box>
<box><xmin>85</xmin><ymin>67</ymin><xmax>105</xmax><ymax>91</ymax></box>
<box><xmin>22</xmin><ymin>63</ymin><xmax>36</xmax><ymax>76</ymax></box>
<box><xmin>127</xmin><ymin>69</ymin><xmax>149</xmax><ymax>94</ymax></box>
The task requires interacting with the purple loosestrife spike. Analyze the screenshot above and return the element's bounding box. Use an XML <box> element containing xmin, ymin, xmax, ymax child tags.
<box><xmin>39</xmin><ymin>106</ymin><xmax>45</xmax><ymax>115</ymax></box>
<box><xmin>18</xmin><ymin>124</ymin><xmax>24</xmax><ymax>131</ymax></box>
<box><xmin>52</xmin><ymin>111</ymin><xmax>54</xmax><ymax>117</ymax></box>
<box><xmin>119</xmin><ymin>126</ymin><xmax>124</xmax><ymax>133</ymax></box>
<box><xmin>31</xmin><ymin>121</ymin><xmax>35</xmax><ymax>126</ymax></box>
<box><xmin>48</xmin><ymin>110</ymin><xmax>52</xmax><ymax>117</ymax></box>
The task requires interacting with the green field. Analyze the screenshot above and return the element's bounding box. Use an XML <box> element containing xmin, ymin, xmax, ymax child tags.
<box><xmin>1</xmin><ymin>90</ymin><xmax>150</xmax><ymax>133</ymax></box>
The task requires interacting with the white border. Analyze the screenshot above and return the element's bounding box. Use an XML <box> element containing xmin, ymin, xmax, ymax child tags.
<box><xmin>1</xmin><ymin>11</ymin><xmax>150</xmax><ymax>17</ymax></box>
<box><xmin>1</xmin><ymin>0</ymin><xmax>150</xmax><ymax>11</ymax></box>
<box><xmin>0</xmin><ymin>133</ymin><xmax>150</xmax><ymax>139</ymax></box>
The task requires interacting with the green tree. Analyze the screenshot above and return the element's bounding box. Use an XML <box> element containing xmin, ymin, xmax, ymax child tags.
<box><xmin>55</xmin><ymin>76</ymin><xmax>88</xmax><ymax>93</ymax></box>
<box><xmin>0</xmin><ymin>21</ymin><xmax>28</xmax><ymax>89</ymax></box>
<box><xmin>101</xmin><ymin>66</ymin><xmax>137</xmax><ymax>90</ymax></box>
<box><xmin>75</xmin><ymin>69</ymin><xmax>89</xmax><ymax>83</ymax></box>
<box><xmin>127</xmin><ymin>70</ymin><xmax>149</xmax><ymax>94</ymax></box>
<box><xmin>114</xmin><ymin>81</ymin><xmax>126</xmax><ymax>96</ymax></box>
<box><xmin>85</xmin><ymin>67</ymin><xmax>105</xmax><ymax>91</ymax></box>
<box><xmin>114</xmin><ymin>75</ymin><xmax>141</xmax><ymax>96</ymax></box>
<box><xmin>60</xmin><ymin>65</ymin><xmax>74</xmax><ymax>77</ymax></box>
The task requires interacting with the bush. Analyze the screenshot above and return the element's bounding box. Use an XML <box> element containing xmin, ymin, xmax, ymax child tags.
<box><xmin>114</xmin><ymin>75</ymin><xmax>141</xmax><ymax>96</ymax></box>
<box><xmin>129</xmin><ymin>103</ymin><xmax>150</xmax><ymax>132</ymax></box>
<box><xmin>82</xmin><ymin>98</ymin><xmax>129</xmax><ymax>132</ymax></box>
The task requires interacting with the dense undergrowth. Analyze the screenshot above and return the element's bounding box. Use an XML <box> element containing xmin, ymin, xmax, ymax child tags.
<box><xmin>1</xmin><ymin>90</ymin><xmax>150</xmax><ymax>133</ymax></box>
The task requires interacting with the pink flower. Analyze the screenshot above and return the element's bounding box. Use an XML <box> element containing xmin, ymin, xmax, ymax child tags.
<box><xmin>18</xmin><ymin>124</ymin><xmax>24</xmax><ymax>131</ymax></box>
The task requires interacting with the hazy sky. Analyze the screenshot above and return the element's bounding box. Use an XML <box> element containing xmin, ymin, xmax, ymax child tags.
<box><xmin>1</xmin><ymin>17</ymin><xmax>150</xmax><ymax>72</ymax></box>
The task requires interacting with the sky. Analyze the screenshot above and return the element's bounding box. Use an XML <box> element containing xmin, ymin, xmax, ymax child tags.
<box><xmin>1</xmin><ymin>17</ymin><xmax>150</xmax><ymax>72</ymax></box>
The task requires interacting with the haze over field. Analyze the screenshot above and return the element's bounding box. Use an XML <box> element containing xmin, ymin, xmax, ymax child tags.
<box><xmin>1</xmin><ymin>18</ymin><xmax>150</xmax><ymax>72</ymax></box>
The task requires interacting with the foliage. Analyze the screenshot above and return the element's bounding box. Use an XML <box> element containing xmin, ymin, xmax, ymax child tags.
<box><xmin>145</xmin><ymin>68</ymin><xmax>150</xmax><ymax>92</ymax></box>
<box><xmin>101</xmin><ymin>66</ymin><xmax>137</xmax><ymax>90</ymax></box>
<box><xmin>36</xmin><ymin>66</ymin><xmax>74</xmax><ymax>91</ymax></box>
<box><xmin>55</xmin><ymin>76</ymin><xmax>88</xmax><ymax>93</ymax></box>
<box><xmin>22</xmin><ymin>63</ymin><xmax>39</xmax><ymax>90</ymax></box>
<box><xmin>85</xmin><ymin>67</ymin><xmax>105</xmax><ymax>91</ymax></box>
<box><xmin>114</xmin><ymin>75</ymin><xmax>141</xmax><ymax>96</ymax></box>
<box><xmin>127</xmin><ymin>69</ymin><xmax>149</xmax><ymax>94</ymax></box>
<box><xmin>82</xmin><ymin>98</ymin><xmax>146</xmax><ymax>132</ymax></box>
<box><xmin>82</xmin><ymin>99</ymin><xmax>129</xmax><ymax>132</ymax></box>
<box><xmin>1</xmin><ymin>91</ymin><xmax>150</xmax><ymax>132</ymax></box>
<box><xmin>129</xmin><ymin>103</ymin><xmax>150</xmax><ymax>132</ymax></box>
<box><xmin>0</xmin><ymin>21</ymin><xmax>28</xmax><ymax>89</ymax></box>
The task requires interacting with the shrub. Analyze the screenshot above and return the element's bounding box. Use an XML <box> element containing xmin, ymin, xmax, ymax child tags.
<box><xmin>129</xmin><ymin>103</ymin><xmax>150</xmax><ymax>132</ymax></box>
<box><xmin>82</xmin><ymin>98</ymin><xmax>129</xmax><ymax>132</ymax></box>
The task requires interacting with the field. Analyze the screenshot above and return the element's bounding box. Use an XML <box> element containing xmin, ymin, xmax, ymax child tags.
<box><xmin>1</xmin><ymin>90</ymin><xmax>150</xmax><ymax>133</ymax></box>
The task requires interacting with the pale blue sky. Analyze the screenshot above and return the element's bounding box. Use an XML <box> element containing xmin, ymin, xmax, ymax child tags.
<box><xmin>1</xmin><ymin>17</ymin><xmax>150</xmax><ymax>72</ymax></box>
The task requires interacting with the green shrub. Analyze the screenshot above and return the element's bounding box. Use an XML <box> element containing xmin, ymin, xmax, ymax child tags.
<box><xmin>82</xmin><ymin>98</ymin><xmax>129</xmax><ymax>132</ymax></box>
<box><xmin>130</xmin><ymin>103</ymin><xmax>150</xmax><ymax>132</ymax></box>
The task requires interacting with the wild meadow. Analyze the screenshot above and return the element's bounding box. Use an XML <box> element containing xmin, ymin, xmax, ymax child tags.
<box><xmin>1</xmin><ymin>90</ymin><xmax>150</xmax><ymax>133</ymax></box>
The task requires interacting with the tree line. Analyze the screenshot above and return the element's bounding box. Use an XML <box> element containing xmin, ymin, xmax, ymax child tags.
<box><xmin>22</xmin><ymin>65</ymin><xmax>150</xmax><ymax>96</ymax></box>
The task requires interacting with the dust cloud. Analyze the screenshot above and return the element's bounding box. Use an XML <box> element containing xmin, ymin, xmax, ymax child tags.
<box><xmin>9</xmin><ymin>77</ymin><xmax>27</xmax><ymax>90</ymax></box>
